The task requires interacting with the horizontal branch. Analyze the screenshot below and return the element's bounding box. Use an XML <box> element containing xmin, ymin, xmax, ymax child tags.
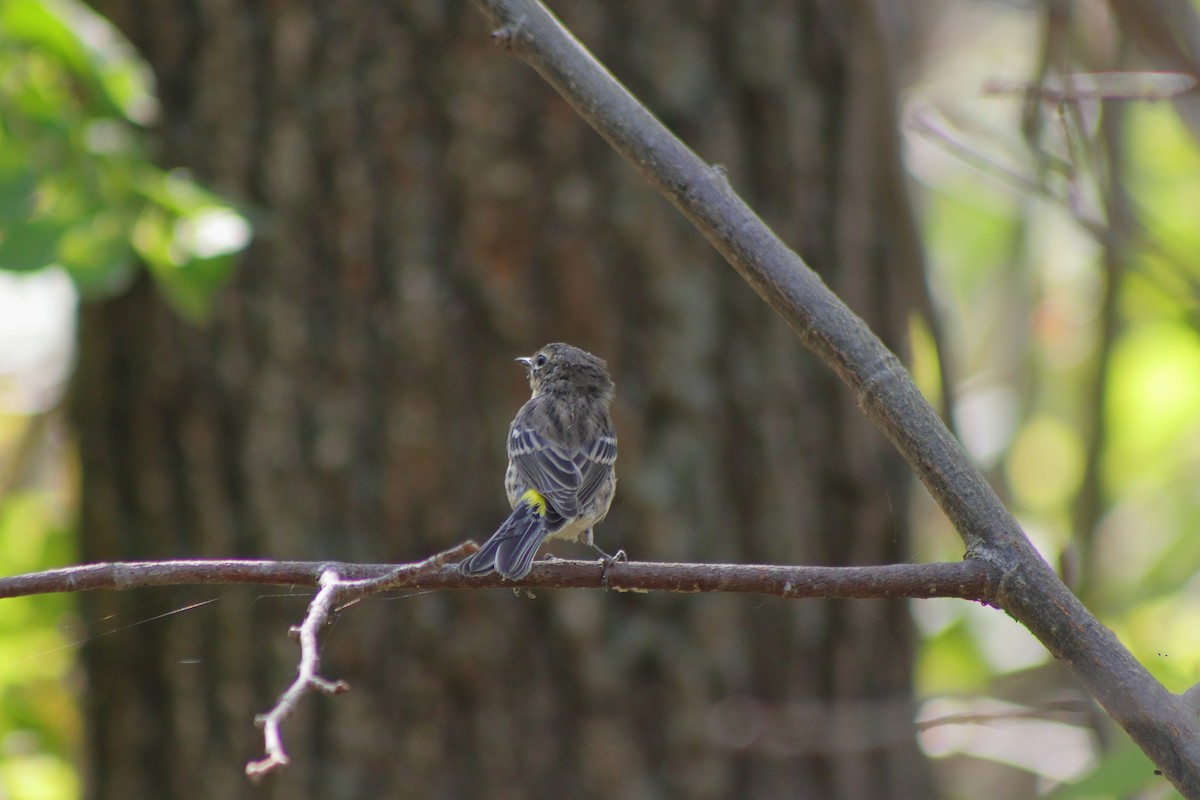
<box><xmin>0</xmin><ymin>552</ymin><xmax>996</xmax><ymax>602</ymax></box>
<box><xmin>13</xmin><ymin>546</ymin><xmax>995</xmax><ymax>781</ymax></box>
<box><xmin>406</xmin><ymin>558</ymin><xmax>996</xmax><ymax>600</ymax></box>
<box><xmin>0</xmin><ymin>559</ymin><xmax>396</xmax><ymax>599</ymax></box>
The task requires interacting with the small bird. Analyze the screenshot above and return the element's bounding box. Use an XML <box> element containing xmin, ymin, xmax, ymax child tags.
<box><xmin>460</xmin><ymin>343</ymin><xmax>620</xmax><ymax>580</ymax></box>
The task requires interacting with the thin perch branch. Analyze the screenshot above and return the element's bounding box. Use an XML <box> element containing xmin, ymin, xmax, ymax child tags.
<box><xmin>0</xmin><ymin>551</ymin><xmax>995</xmax><ymax>602</ymax></box>
<box><xmin>0</xmin><ymin>545</ymin><xmax>990</xmax><ymax>780</ymax></box>
<box><xmin>230</xmin><ymin>544</ymin><xmax>994</xmax><ymax>779</ymax></box>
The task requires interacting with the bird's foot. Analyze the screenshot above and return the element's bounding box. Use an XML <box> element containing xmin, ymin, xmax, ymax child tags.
<box><xmin>595</xmin><ymin>548</ymin><xmax>626</xmax><ymax>589</ymax></box>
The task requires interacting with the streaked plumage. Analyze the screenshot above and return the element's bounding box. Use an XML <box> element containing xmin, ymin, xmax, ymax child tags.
<box><xmin>460</xmin><ymin>343</ymin><xmax>619</xmax><ymax>580</ymax></box>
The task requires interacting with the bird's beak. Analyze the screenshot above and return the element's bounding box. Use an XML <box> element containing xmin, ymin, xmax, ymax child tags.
<box><xmin>515</xmin><ymin>356</ymin><xmax>533</xmax><ymax>368</ymax></box>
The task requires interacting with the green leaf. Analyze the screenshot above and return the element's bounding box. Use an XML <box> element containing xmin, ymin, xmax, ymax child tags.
<box><xmin>0</xmin><ymin>156</ymin><xmax>38</xmax><ymax>225</ymax></box>
<box><xmin>0</xmin><ymin>0</ymin><xmax>90</xmax><ymax>76</ymax></box>
<box><xmin>147</xmin><ymin>252</ymin><xmax>235</xmax><ymax>321</ymax></box>
<box><xmin>0</xmin><ymin>219</ymin><xmax>65</xmax><ymax>271</ymax></box>
<box><xmin>0</xmin><ymin>0</ymin><xmax>247</xmax><ymax>307</ymax></box>
<box><xmin>56</xmin><ymin>209</ymin><xmax>136</xmax><ymax>296</ymax></box>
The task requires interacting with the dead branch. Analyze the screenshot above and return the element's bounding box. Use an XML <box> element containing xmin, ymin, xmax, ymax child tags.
<box><xmin>245</xmin><ymin>569</ymin><xmax>349</xmax><ymax>781</ymax></box>
<box><xmin>230</xmin><ymin>542</ymin><xmax>992</xmax><ymax>779</ymax></box>
<box><xmin>0</xmin><ymin>550</ymin><xmax>994</xmax><ymax>602</ymax></box>
<box><xmin>0</xmin><ymin>545</ymin><xmax>995</xmax><ymax>780</ymax></box>
<box><xmin>244</xmin><ymin>544</ymin><xmax>473</xmax><ymax>779</ymax></box>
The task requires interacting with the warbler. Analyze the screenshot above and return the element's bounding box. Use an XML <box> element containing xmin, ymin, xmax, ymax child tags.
<box><xmin>459</xmin><ymin>343</ymin><xmax>620</xmax><ymax>580</ymax></box>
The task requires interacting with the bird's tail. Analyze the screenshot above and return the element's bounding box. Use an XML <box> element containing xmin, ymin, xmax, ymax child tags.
<box><xmin>459</xmin><ymin>500</ymin><xmax>550</xmax><ymax>580</ymax></box>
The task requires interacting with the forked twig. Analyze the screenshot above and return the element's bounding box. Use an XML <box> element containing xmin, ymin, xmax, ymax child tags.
<box><xmin>245</xmin><ymin>569</ymin><xmax>349</xmax><ymax>781</ymax></box>
<box><xmin>244</xmin><ymin>544</ymin><xmax>475</xmax><ymax>780</ymax></box>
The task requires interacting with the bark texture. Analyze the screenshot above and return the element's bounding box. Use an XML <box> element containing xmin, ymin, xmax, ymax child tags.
<box><xmin>74</xmin><ymin>1</ymin><xmax>934</xmax><ymax>797</ymax></box>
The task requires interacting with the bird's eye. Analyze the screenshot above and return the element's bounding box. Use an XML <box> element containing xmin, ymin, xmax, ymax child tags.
<box><xmin>534</xmin><ymin>354</ymin><xmax>548</xmax><ymax>367</ymax></box>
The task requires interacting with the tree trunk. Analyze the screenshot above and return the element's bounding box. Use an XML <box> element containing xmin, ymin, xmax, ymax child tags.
<box><xmin>74</xmin><ymin>1</ymin><xmax>935</xmax><ymax>797</ymax></box>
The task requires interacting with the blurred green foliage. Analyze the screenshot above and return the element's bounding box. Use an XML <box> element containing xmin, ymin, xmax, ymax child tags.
<box><xmin>0</xmin><ymin>465</ymin><xmax>77</xmax><ymax>800</ymax></box>
<box><xmin>912</xmin><ymin>21</ymin><xmax>1200</xmax><ymax>791</ymax></box>
<box><xmin>0</xmin><ymin>1</ymin><xmax>250</xmax><ymax>797</ymax></box>
<box><xmin>0</xmin><ymin>0</ymin><xmax>249</xmax><ymax>318</ymax></box>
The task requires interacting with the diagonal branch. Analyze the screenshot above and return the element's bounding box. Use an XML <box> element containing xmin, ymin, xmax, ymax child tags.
<box><xmin>468</xmin><ymin>0</ymin><xmax>1200</xmax><ymax>791</ymax></box>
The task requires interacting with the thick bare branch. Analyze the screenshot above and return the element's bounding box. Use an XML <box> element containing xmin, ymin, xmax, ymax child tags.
<box><xmin>467</xmin><ymin>0</ymin><xmax>1200</xmax><ymax>791</ymax></box>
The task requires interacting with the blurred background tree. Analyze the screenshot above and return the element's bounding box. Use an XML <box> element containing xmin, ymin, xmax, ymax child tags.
<box><xmin>69</xmin><ymin>0</ymin><xmax>933</xmax><ymax>798</ymax></box>
<box><xmin>2</xmin><ymin>1</ymin><xmax>1200</xmax><ymax>799</ymax></box>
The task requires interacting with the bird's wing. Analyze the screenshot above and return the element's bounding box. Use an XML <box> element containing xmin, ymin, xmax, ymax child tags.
<box><xmin>508</xmin><ymin>424</ymin><xmax>583</xmax><ymax>518</ymax></box>
<box><xmin>573</xmin><ymin>432</ymin><xmax>617</xmax><ymax>511</ymax></box>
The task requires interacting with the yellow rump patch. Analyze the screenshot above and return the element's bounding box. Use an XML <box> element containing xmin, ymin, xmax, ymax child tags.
<box><xmin>521</xmin><ymin>488</ymin><xmax>548</xmax><ymax>516</ymax></box>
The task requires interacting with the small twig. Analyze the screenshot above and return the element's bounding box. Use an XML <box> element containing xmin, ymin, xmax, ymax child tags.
<box><xmin>242</xmin><ymin>544</ymin><xmax>475</xmax><ymax>780</ymax></box>
<box><xmin>907</xmin><ymin>106</ymin><xmax>1108</xmax><ymax>235</ymax></box>
<box><xmin>245</xmin><ymin>569</ymin><xmax>349</xmax><ymax>781</ymax></box>
<box><xmin>910</xmin><ymin>103</ymin><xmax>1200</xmax><ymax>312</ymax></box>
<box><xmin>914</xmin><ymin>697</ymin><xmax>1092</xmax><ymax>732</ymax></box>
<box><xmin>983</xmin><ymin>71</ymin><xmax>1197</xmax><ymax>102</ymax></box>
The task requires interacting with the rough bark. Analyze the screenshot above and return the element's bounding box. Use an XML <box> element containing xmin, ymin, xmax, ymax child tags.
<box><xmin>74</xmin><ymin>2</ymin><xmax>935</xmax><ymax>797</ymax></box>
